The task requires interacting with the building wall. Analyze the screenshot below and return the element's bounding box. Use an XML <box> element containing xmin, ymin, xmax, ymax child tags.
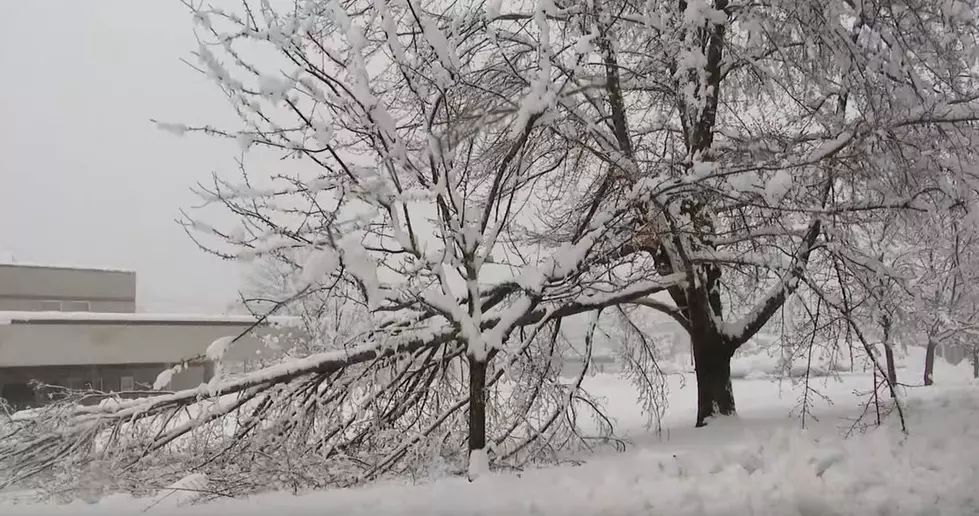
<box><xmin>0</xmin><ymin>363</ymin><xmax>206</xmax><ymax>409</ymax></box>
<box><xmin>0</xmin><ymin>264</ymin><xmax>136</xmax><ymax>313</ymax></box>
<box><xmin>0</xmin><ymin>316</ymin><xmax>300</xmax><ymax>409</ymax></box>
<box><xmin>0</xmin><ymin>297</ymin><xmax>134</xmax><ymax>313</ymax></box>
<box><xmin>0</xmin><ymin>321</ymin><xmax>289</xmax><ymax>367</ymax></box>
<box><xmin>0</xmin><ymin>363</ymin><xmax>204</xmax><ymax>393</ymax></box>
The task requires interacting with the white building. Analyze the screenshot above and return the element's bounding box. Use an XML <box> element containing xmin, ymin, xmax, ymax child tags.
<box><xmin>0</xmin><ymin>263</ymin><xmax>297</xmax><ymax>409</ymax></box>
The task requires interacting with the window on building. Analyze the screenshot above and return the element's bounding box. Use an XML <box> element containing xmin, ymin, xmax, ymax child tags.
<box><xmin>37</xmin><ymin>300</ymin><xmax>91</xmax><ymax>312</ymax></box>
<box><xmin>39</xmin><ymin>300</ymin><xmax>62</xmax><ymax>311</ymax></box>
<box><xmin>62</xmin><ymin>300</ymin><xmax>91</xmax><ymax>312</ymax></box>
<box><xmin>120</xmin><ymin>376</ymin><xmax>135</xmax><ymax>392</ymax></box>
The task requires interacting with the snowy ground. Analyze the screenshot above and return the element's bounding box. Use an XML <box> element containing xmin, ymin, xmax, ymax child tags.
<box><xmin>3</xmin><ymin>349</ymin><xmax>977</xmax><ymax>515</ymax></box>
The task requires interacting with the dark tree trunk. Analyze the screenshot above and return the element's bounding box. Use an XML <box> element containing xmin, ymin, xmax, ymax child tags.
<box><xmin>881</xmin><ymin>315</ymin><xmax>898</xmax><ymax>396</ymax></box>
<box><xmin>883</xmin><ymin>343</ymin><xmax>898</xmax><ymax>396</ymax></box>
<box><xmin>467</xmin><ymin>354</ymin><xmax>487</xmax><ymax>476</ymax></box>
<box><xmin>692</xmin><ymin>332</ymin><xmax>735</xmax><ymax>427</ymax></box>
<box><xmin>972</xmin><ymin>345</ymin><xmax>978</xmax><ymax>379</ymax></box>
<box><xmin>923</xmin><ymin>338</ymin><xmax>938</xmax><ymax>386</ymax></box>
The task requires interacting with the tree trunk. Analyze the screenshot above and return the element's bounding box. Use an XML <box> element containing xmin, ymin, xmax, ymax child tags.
<box><xmin>883</xmin><ymin>342</ymin><xmax>898</xmax><ymax>396</ymax></box>
<box><xmin>881</xmin><ymin>315</ymin><xmax>898</xmax><ymax>396</ymax></box>
<box><xmin>692</xmin><ymin>332</ymin><xmax>736</xmax><ymax>427</ymax></box>
<box><xmin>467</xmin><ymin>354</ymin><xmax>488</xmax><ymax>480</ymax></box>
<box><xmin>923</xmin><ymin>338</ymin><xmax>938</xmax><ymax>386</ymax></box>
<box><xmin>972</xmin><ymin>345</ymin><xmax>978</xmax><ymax>380</ymax></box>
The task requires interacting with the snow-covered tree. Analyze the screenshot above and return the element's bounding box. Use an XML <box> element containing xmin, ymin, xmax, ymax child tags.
<box><xmin>496</xmin><ymin>0</ymin><xmax>979</xmax><ymax>425</ymax></box>
<box><xmin>904</xmin><ymin>206</ymin><xmax>979</xmax><ymax>385</ymax></box>
<box><xmin>4</xmin><ymin>0</ymin><xmax>979</xmax><ymax>496</ymax></box>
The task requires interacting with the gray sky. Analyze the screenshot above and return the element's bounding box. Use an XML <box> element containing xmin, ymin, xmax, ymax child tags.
<box><xmin>1</xmin><ymin>1</ymin><xmax>249</xmax><ymax>313</ymax></box>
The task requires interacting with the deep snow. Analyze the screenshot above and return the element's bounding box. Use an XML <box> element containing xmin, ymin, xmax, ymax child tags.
<box><xmin>2</xmin><ymin>347</ymin><xmax>977</xmax><ymax>515</ymax></box>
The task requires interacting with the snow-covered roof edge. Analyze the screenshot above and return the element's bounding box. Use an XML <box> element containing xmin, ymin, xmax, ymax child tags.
<box><xmin>0</xmin><ymin>311</ymin><xmax>299</xmax><ymax>326</ymax></box>
<box><xmin>0</xmin><ymin>262</ymin><xmax>135</xmax><ymax>274</ymax></box>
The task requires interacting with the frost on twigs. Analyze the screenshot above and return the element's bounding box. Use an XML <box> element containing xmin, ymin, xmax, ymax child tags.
<box><xmin>7</xmin><ymin>0</ymin><xmax>979</xmax><ymax>503</ymax></box>
<box><xmin>145</xmin><ymin>473</ymin><xmax>210</xmax><ymax>509</ymax></box>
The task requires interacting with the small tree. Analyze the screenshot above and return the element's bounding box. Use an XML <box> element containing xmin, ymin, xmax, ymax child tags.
<box><xmin>915</xmin><ymin>214</ymin><xmax>979</xmax><ymax>386</ymax></box>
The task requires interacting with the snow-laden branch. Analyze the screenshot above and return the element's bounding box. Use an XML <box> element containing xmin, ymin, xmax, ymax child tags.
<box><xmin>720</xmin><ymin>217</ymin><xmax>822</xmax><ymax>348</ymax></box>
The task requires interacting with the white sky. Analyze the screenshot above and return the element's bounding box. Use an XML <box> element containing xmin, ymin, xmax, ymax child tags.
<box><xmin>1</xmin><ymin>1</ymin><xmax>251</xmax><ymax>313</ymax></box>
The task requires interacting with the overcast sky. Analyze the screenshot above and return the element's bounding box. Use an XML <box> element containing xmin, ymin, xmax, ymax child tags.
<box><xmin>1</xmin><ymin>1</ymin><xmax>252</xmax><ymax>313</ymax></box>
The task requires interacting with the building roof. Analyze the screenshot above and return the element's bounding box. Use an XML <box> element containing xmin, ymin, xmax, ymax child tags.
<box><xmin>0</xmin><ymin>311</ymin><xmax>299</xmax><ymax>327</ymax></box>
<box><xmin>0</xmin><ymin>262</ymin><xmax>135</xmax><ymax>274</ymax></box>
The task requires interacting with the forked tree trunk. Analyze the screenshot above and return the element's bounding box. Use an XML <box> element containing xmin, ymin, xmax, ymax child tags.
<box><xmin>923</xmin><ymin>337</ymin><xmax>938</xmax><ymax>386</ymax></box>
<box><xmin>467</xmin><ymin>354</ymin><xmax>487</xmax><ymax>480</ymax></box>
<box><xmin>691</xmin><ymin>332</ymin><xmax>736</xmax><ymax>427</ymax></box>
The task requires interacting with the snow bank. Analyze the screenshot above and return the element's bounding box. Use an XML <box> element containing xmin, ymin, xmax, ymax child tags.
<box><xmin>4</xmin><ymin>360</ymin><xmax>977</xmax><ymax>515</ymax></box>
<box><xmin>2</xmin><ymin>340</ymin><xmax>973</xmax><ymax>514</ymax></box>
<box><xmin>5</xmin><ymin>385</ymin><xmax>978</xmax><ymax>515</ymax></box>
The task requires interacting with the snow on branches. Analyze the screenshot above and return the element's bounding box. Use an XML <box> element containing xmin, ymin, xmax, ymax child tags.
<box><xmin>5</xmin><ymin>0</ymin><xmax>979</xmax><ymax>500</ymax></box>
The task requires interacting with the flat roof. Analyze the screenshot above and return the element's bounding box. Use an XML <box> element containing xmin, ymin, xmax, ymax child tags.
<box><xmin>0</xmin><ymin>262</ymin><xmax>135</xmax><ymax>274</ymax></box>
<box><xmin>0</xmin><ymin>311</ymin><xmax>299</xmax><ymax>327</ymax></box>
